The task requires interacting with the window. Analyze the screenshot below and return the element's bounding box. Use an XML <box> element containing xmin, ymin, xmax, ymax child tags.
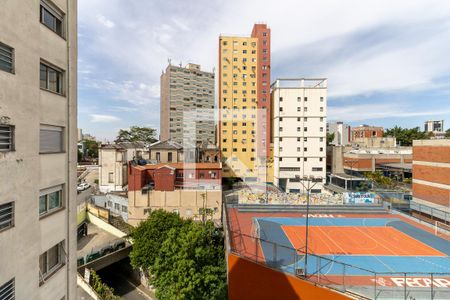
<box><xmin>280</xmin><ymin>167</ymin><xmax>300</xmax><ymax>171</ymax></box>
<box><xmin>114</xmin><ymin>203</ymin><xmax>120</xmax><ymax>211</ymax></box>
<box><xmin>168</xmin><ymin>152</ymin><xmax>173</xmax><ymax>162</ymax></box>
<box><xmin>297</xmin><ymin>147</ymin><xmax>300</xmax><ymax>152</ymax></box>
<box><xmin>304</xmin><ymin>157</ymin><xmax>308</xmax><ymax>162</ymax></box>
<box><xmin>108</xmin><ymin>172</ymin><xmax>114</xmax><ymax>183</ymax></box>
<box><xmin>320</xmin><ymin>97</ymin><xmax>324</xmax><ymax>102</ymax></box>
<box><xmin>0</xmin><ymin>42</ymin><xmax>14</xmax><ymax>73</ymax></box>
<box><xmin>156</xmin><ymin>152</ymin><xmax>160</xmax><ymax>161</ymax></box>
<box><xmin>40</xmin><ymin>1</ymin><xmax>64</xmax><ymax>36</ymax></box>
<box><xmin>279</xmin><ymin>157</ymin><xmax>282</xmax><ymax>161</ymax></box>
<box><xmin>312</xmin><ymin>167</ymin><xmax>323</xmax><ymax>172</ymax></box>
<box><xmin>304</xmin><ymin>147</ymin><xmax>307</xmax><ymax>152</ymax></box>
<box><xmin>0</xmin><ymin>278</ymin><xmax>14</xmax><ymax>300</ymax></box>
<box><xmin>304</xmin><ymin>107</ymin><xmax>308</xmax><ymax>112</ymax></box>
<box><xmin>279</xmin><ymin>107</ymin><xmax>283</xmax><ymax>112</ymax></box>
<box><xmin>304</xmin><ymin>117</ymin><xmax>308</xmax><ymax>122</ymax></box>
<box><xmin>279</xmin><ymin>97</ymin><xmax>283</xmax><ymax>102</ymax></box>
<box><xmin>304</xmin><ymin>127</ymin><xmax>308</xmax><ymax>132</ymax></box>
<box><xmin>144</xmin><ymin>208</ymin><xmax>151</xmax><ymax>215</ymax></box>
<box><xmin>0</xmin><ymin>202</ymin><xmax>14</xmax><ymax>232</ymax></box>
<box><xmin>39</xmin><ymin>186</ymin><xmax>63</xmax><ymax>217</ymax></box>
<box><xmin>320</xmin><ymin>147</ymin><xmax>323</xmax><ymax>152</ymax></box>
<box><xmin>40</xmin><ymin>125</ymin><xmax>63</xmax><ymax>153</ymax></box>
<box><xmin>297</xmin><ymin>127</ymin><xmax>301</xmax><ymax>132</ymax></box>
<box><xmin>297</xmin><ymin>107</ymin><xmax>301</xmax><ymax>112</ymax></box>
<box><xmin>297</xmin><ymin>97</ymin><xmax>301</xmax><ymax>102</ymax></box>
<box><xmin>319</xmin><ymin>158</ymin><xmax>323</xmax><ymax>162</ymax></box>
<box><xmin>320</xmin><ymin>107</ymin><xmax>323</xmax><ymax>112</ymax></box>
<box><xmin>0</xmin><ymin>125</ymin><xmax>14</xmax><ymax>152</ymax></box>
<box><xmin>304</xmin><ymin>97</ymin><xmax>308</xmax><ymax>102</ymax></box>
<box><xmin>40</xmin><ymin>63</ymin><xmax>63</xmax><ymax>94</ymax></box>
<box><xmin>39</xmin><ymin>241</ymin><xmax>65</xmax><ymax>283</ymax></box>
<box><xmin>304</xmin><ymin>137</ymin><xmax>307</xmax><ymax>142</ymax></box>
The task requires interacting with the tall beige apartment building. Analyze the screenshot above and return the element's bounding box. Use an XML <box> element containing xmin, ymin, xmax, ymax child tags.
<box><xmin>0</xmin><ymin>0</ymin><xmax>77</xmax><ymax>299</ymax></box>
<box><xmin>160</xmin><ymin>63</ymin><xmax>215</xmax><ymax>145</ymax></box>
<box><xmin>218</xmin><ymin>24</ymin><xmax>271</xmax><ymax>181</ymax></box>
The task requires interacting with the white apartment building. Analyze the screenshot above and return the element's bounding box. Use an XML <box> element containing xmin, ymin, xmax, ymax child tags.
<box><xmin>327</xmin><ymin>121</ymin><xmax>351</xmax><ymax>146</ymax></box>
<box><xmin>99</xmin><ymin>142</ymin><xmax>149</xmax><ymax>193</ymax></box>
<box><xmin>0</xmin><ymin>1</ymin><xmax>77</xmax><ymax>299</ymax></box>
<box><xmin>272</xmin><ymin>79</ymin><xmax>327</xmax><ymax>193</ymax></box>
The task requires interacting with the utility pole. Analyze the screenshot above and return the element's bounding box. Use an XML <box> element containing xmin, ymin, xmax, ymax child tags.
<box><xmin>298</xmin><ymin>175</ymin><xmax>323</xmax><ymax>277</ymax></box>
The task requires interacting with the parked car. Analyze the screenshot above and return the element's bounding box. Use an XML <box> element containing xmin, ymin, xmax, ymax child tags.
<box><xmin>77</xmin><ymin>182</ymin><xmax>90</xmax><ymax>191</ymax></box>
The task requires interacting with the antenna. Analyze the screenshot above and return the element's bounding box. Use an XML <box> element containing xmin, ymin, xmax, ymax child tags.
<box><xmin>168</xmin><ymin>58</ymin><xmax>172</xmax><ymax>65</ymax></box>
<box><xmin>179</xmin><ymin>61</ymin><xmax>182</xmax><ymax>67</ymax></box>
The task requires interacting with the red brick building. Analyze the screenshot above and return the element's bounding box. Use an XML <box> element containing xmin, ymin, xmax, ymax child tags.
<box><xmin>251</xmin><ymin>24</ymin><xmax>271</xmax><ymax>159</ymax></box>
<box><xmin>351</xmin><ymin>125</ymin><xmax>384</xmax><ymax>140</ymax></box>
<box><xmin>412</xmin><ymin>140</ymin><xmax>450</xmax><ymax>217</ymax></box>
<box><xmin>128</xmin><ymin>162</ymin><xmax>222</xmax><ymax>192</ymax></box>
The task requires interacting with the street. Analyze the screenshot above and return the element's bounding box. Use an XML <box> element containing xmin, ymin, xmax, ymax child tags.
<box><xmin>97</xmin><ymin>258</ymin><xmax>155</xmax><ymax>300</ymax></box>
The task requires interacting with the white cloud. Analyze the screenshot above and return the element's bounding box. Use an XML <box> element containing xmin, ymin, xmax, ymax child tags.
<box><xmin>329</xmin><ymin>104</ymin><xmax>450</xmax><ymax>122</ymax></box>
<box><xmin>96</xmin><ymin>15</ymin><xmax>115</xmax><ymax>28</ymax></box>
<box><xmin>90</xmin><ymin>114</ymin><xmax>120</xmax><ymax>123</ymax></box>
<box><xmin>86</xmin><ymin>79</ymin><xmax>160</xmax><ymax>106</ymax></box>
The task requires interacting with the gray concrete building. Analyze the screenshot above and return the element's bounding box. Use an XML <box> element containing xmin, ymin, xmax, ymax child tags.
<box><xmin>0</xmin><ymin>0</ymin><xmax>77</xmax><ymax>299</ymax></box>
<box><xmin>160</xmin><ymin>63</ymin><xmax>215</xmax><ymax>145</ymax></box>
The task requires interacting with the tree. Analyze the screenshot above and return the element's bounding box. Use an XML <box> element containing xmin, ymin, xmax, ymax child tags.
<box><xmin>115</xmin><ymin>126</ymin><xmax>157</xmax><ymax>144</ymax></box>
<box><xmin>326</xmin><ymin>132</ymin><xmax>335</xmax><ymax>146</ymax></box>
<box><xmin>384</xmin><ymin>126</ymin><xmax>428</xmax><ymax>146</ymax></box>
<box><xmin>83</xmin><ymin>139</ymin><xmax>99</xmax><ymax>158</ymax></box>
<box><xmin>129</xmin><ymin>210</ymin><xmax>227</xmax><ymax>300</ymax></box>
<box><xmin>152</xmin><ymin>221</ymin><xmax>227</xmax><ymax>300</ymax></box>
<box><xmin>445</xmin><ymin>129</ymin><xmax>450</xmax><ymax>138</ymax></box>
<box><xmin>130</xmin><ymin>210</ymin><xmax>185</xmax><ymax>272</ymax></box>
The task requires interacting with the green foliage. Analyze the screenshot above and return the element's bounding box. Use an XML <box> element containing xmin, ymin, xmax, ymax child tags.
<box><xmin>82</xmin><ymin>139</ymin><xmax>99</xmax><ymax>158</ymax></box>
<box><xmin>130</xmin><ymin>210</ymin><xmax>185</xmax><ymax>272</ymax></box>
<box><xmin>78</xmin><ymin>150</ymin><xmax>83</xmax><ymax>162</ymax></box>
<box><xmin>383</xmin><ymin>126</ymin><xmax>428</xmax><ymax>146</ymax></box>
<box><xmin>445</xmin><ymin>128</ymin><xmax>450</xmax><ymax>138</ymax></box>
<box><xmin>89</xmin><ymin>270</ymin><xmax>121</xmax><ymax>300</ymax></box>
<box><xmin>326</xmin><ymin>132</ymin><xmax>335</xmax><ymax>146</ymax></box>
<box><xmin>355</xmin><ymin>181</ymin><xmax>370</xmax><ymax>192</ymax></box>
<box><xmin>115</xmin><ymin>126</ymin><xmax>157</xmax><ymax>144</ymax></box>
<box><xmin>152</xmin><ymin>221</ymin><xmax>227</xmax><ymax>300</ymax></box>
<box><xmin>365</xmin><ymin>171</ymin><xmax>394</xmax><ymax>189</ymax></box>
<box><xmin>130</xmin><ymin>210</ymin><xmax>227</xmax><ymax>300</ymax></box>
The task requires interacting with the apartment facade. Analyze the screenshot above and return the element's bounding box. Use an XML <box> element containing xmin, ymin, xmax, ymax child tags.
<box><xmin>271</xmin><ymin>79</ymin><xmax>327</xmax><ymax>193</ymax></box>
<box><xmin>0</xmin><ymin>1</ymin><xmax>77</xmax><ymax>299</ymax></box>
<box><xmin>327</xmin><ymin>121</ymin><xmax>351</xmax><ymax>146</ymax></box>
<box><xmin>160</xmin><ymin>63</ymin><xmax>215</xmax><ymax>145</ymax></box>
<box><xmin>98</xmin><ymin>142</ymin><xmax>149</xmax><ymax>193</ymax></box>
<box><xmin>127</xmin><ymin>163</ymin><xmax>222</xmax><ymax>226</ymax></box>
<box><xmin>412</xmin><ymin>139</ymin><xmax>450</xmax><ymax>213</ymax></box>
<box><xmin>218</xmin><ymin>24</ymin><xmax>271</xmax><ymax>181</ymax></box>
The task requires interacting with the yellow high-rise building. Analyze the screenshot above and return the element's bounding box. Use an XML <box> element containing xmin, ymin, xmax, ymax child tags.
<box><xmin>218</xmin><ymin>24</ymin><xmax>271</xmax><ymax>182</ymax></box>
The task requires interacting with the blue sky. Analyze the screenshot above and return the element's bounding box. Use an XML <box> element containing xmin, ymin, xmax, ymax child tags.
<box><xmin>78</xmin><ymin>0</ymin><xmax>450</xmax><ymax>141</ymax></box>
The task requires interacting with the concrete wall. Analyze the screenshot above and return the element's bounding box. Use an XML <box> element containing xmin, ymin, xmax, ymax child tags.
<box><xmin>149</xmin><ymin>148</ymin><xmax>182</xmax><ymax>163</ymax></box>
<box><xmin>128</xmin><ymin>189</ymin><xmax>222</xmax><ymax>226</ymax></box>
<box><xmin>99</xmin><ymin>148</ymin><xmax>126</xmax><ymax>192</ymax></box>
<box><xmin>228</xmin><ymin>254</ymin><xmax>350</xmax><ymax>300</ymax></box>
<box><xmin>0</xmin><ymin>0</ymin><xmax>77</xmax><ymax>298</ymax></box>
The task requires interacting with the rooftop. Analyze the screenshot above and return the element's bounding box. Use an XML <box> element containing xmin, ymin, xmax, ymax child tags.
<box><xmin>133</xmin><ymin>162</ymin><xmax>221</xmax><ymax>171</ymax></box>
<box><xmin>271</xmin><ymin>78</ymin><xmax>327</xmax><ymax>89</ymax></box>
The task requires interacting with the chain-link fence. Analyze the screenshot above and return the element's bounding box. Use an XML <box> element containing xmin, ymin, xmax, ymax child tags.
<box><xmin>229</xmin><ymin>230</ymin><xmax>450</xmax><ymax>299</ymax></box>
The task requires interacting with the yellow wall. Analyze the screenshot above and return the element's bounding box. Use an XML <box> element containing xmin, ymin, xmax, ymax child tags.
<box><xmin>219</xmin><ymin>36</ymin><xmax>259</xmax><ymax>179</ymax></box>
